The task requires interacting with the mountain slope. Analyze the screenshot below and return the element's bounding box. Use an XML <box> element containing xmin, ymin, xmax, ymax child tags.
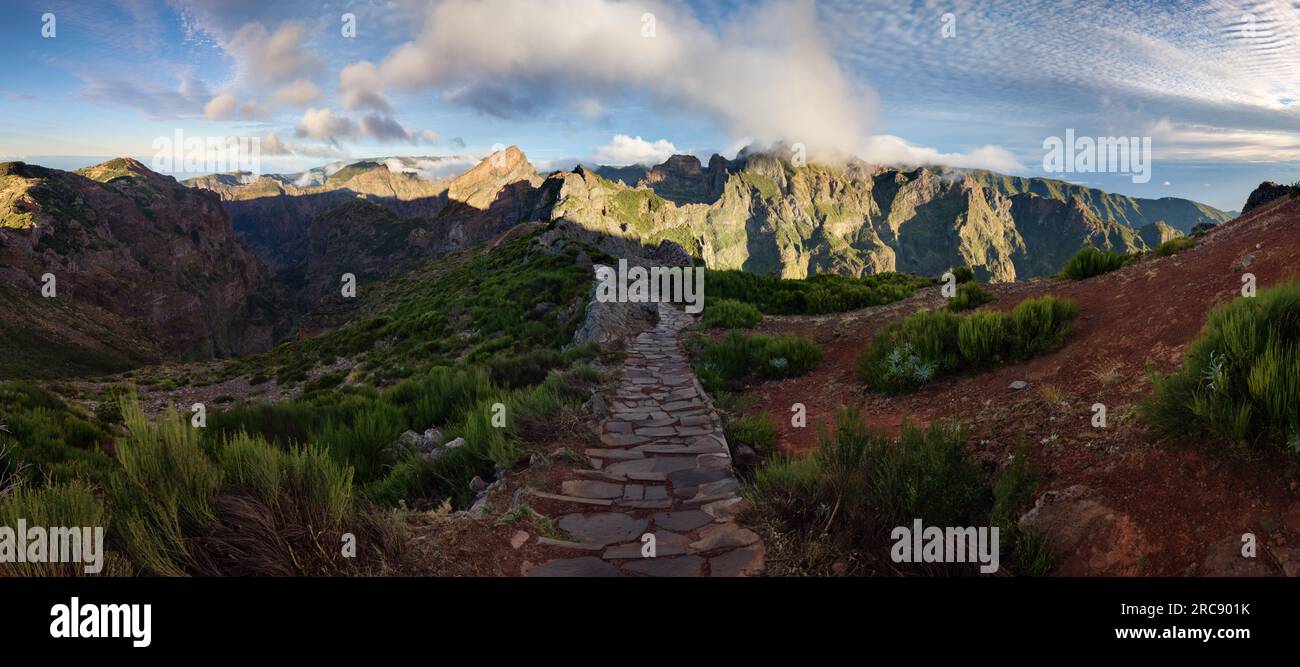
<box><xmin>0</xmin><ymin>159</ymin><xmax>286</xmax><ymax>377</ymax></box>
<box><xmin>190</xmin><ymin>147</ymin><xmax>1234</xmax><ymax>287</ymax></box>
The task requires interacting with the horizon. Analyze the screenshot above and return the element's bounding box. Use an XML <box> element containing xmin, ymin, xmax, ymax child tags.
<box><xmin>3</xmin><ymin>1</ymin><xmax>1300</xmax><ymax>211</ymax></box>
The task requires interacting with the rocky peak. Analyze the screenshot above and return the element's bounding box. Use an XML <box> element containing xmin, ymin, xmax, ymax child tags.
<box><xmin>642</xmin><ymin>153</ymin><xmax>728</xmax><ymax>205</ymax></box>
<box><xmin>75</xmin><ymin>157</ymin><xmax>166</xmax><ymax>185</ymax></box>
<box><xmin>1243</xmin><ymin>181</ymin><xmax>1289</xmax><ymax>214</ymax></box>
<box><xmin>448</xmin><ymin>146</ymin><xmax>539</xmax><ymax>209</ymax></box>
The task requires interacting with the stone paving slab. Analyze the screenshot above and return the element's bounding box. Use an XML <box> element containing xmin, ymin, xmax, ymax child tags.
<box><xmin>528</xmin><ymin>303</ymin><xmax>765</xmax><ymax>577</ymax></box>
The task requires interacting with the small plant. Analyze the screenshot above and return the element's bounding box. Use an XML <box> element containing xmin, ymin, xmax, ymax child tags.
<box><xmin>497</xmin><ymin>503</ymin><xmax>561</xmax><ymax>538</ymax></box>
<box><xmin>859</xmin><ymin>296</ymin><xmax>1078</xmax><ymax>393</ymax></box>
<box><xmin>725</xmin><ymin>413</ymin><xmax>779</xmax><ymax>455</ymax></box>
<box><xmin>947</xmin><ymin>282</ymin><xmax>995</xmax><ymax>312</ymax></box>
<box><xmin>704</xmin><ymin>269</ymin><xmax>934</xmax><ymax>316</ymax></box>
<box><xmin>689</xmin><ymin>332</ymin><xmax>823</xmax><ymax>392</ymax></box>
<box><xmin>747</xmin><ymin>407</ymin><xmax>1052</xmax><ymax>576</ymax></box>
<box><xmin>701</xmin><ymin>298</ymin><xmax>762</xmax><ymax>329</ymax></box>
<box><xmin>1060</xmin><ymin>246</ymin><xmax>1126</xmax><ymax>280</ymax></box>
<box><xmin>1154</xmin><ymin>236</ymin><xmax>1195</xmax><ymax>257</ymax></box>
<box><xmin>1141</xmin><ymin>280</ymin><xmax>1300</xmax><ymax>453</ymax></box>
<box><xmin>949</xmin><ymin>266</ymin><xmax>975</xmax><ymax>284</ymax></box>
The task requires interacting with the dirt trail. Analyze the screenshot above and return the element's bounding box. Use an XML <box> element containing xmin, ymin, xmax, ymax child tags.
<box><xmin>746</xmin><ymin>197</ymin><xmax>1300</xmax><ymax>576</ymax></box>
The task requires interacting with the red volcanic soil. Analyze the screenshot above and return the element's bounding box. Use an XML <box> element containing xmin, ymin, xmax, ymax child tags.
<box><xmin>743</xmin><ymin>196</ymin><xmax>1300</xmax><ymax>576</ymax></box>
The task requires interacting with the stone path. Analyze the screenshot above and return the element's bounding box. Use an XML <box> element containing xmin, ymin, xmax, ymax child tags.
<box><xmin>526</xmin><ymin>303</ymin><xmax>765</xmax><ymax>577</ymax></box>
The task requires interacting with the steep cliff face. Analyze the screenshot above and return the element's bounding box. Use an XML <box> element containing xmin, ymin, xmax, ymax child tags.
<box><xmin>550</xmin><ymin>152</ymin><xmax>1233</xmax><ymax>281</ymax></box>
<box><xmin>191</xmin><ymin>148</ymin><xmax>552</xmax><ymax>308</ymax></box>
<box><xmin>188</xmin><ymin>148</ymin><xmax>1237</xmax><ymax>294</ymax></box>
<box><xmin>0</xmin><ymin>159</ymin><xmax>284</xmax><ymax>377</ymax></box>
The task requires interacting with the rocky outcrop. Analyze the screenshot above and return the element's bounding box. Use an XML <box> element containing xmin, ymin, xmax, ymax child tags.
<box><xmin>570</xmin><ymin>264</ymin><xmax>657</xmax><ymax>350</ymax></box>
<box><xmin>1137</xmin><ymin>220</ymin><xmax>1183</xmax><ymax>247</ymax></box>
<box><xmin>0</xmin><ymin>159</ymin><xmax>285</xmax><ymax>376</ymax></box>
<box><xmin>1018</xmin><ymin>485</ymin><xmax>1147</xmax><ymax>576</ymax></box>
<box><xmin>1242</xmin><ymin>181</ymin><xmax>1289</xmax><ymax>214</ymax></box>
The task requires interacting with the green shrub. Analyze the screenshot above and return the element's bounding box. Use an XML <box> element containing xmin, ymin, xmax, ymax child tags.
<box><xmin>0</xmin><ymin>482</ymin><xmax>113</xmax><ymax>576</ymax></box>
<box><xmin>690</xmin><ymin>333</ymin><xmax>823</xmax><ymax>392</ymax></box>
<box><xmin>858</xmin><ymin>310</ymin><xmax>961</xmax><ymax>393</ymax></box>
<box><xmin>705</xmin><ymin>269</ymin><xmax>933</xmax><ymax>316</ymax></box>
<box><xmin>1141</xmin><ymin>281</ymin><xmax>1300</xmax><ymax>452</ymax></box>
<box><xmin>1060</xmin><ymin>246</ymin><xmax>1126</xmax><ymax>280</ymax></box>
<box><xmin>485</xmin><ymin>349</ymin><xmax>561</xmax><ymax>389</ymax></box>
<box><xmin>1154</xmin><ymin>236</ymin><xmax>1195</xmax><ymax>257</ymax></box>
<box><xmin>110</xmin><ymin>397</ymin><xmax>221</xmax><ymax>576</ymax></box>
<box><xmin>702</xmin><ymin>298</ymin><xmax>762</xmax><ymax>329</ymax></box>
<box><xmin>947</xmin><ymin>282</ymin><xmax>995</xmax><ymax>312</ymax></box>
<box><xmin>748</xmin><ymin>407</ymin><xmax>1048</xmax><ymax>575</ymax></box>
<box><xmin>317</xmin><ymin>402</ymin><xmax>406</xmax><ymax>484</ymax></box>
<box><xmin>1005</xmin><ymin>295</ymin><xmax>1080</xmax><ymax>358</ymax></box>
<box><xmin>949</xmin><ymin>266</ymin><xmax>975</xmax><ymax>284</ymax></box>
<box><xmin>382</xmin><ymin>366</ymin><xmax>494</xmax><ymax>430</ymax></box>
<box><xmin>957</xmin><ymin>310</ymin><xmax>1011</xmax><ymax>367</ymax></box>
<box><xmin>725</xmin><ymin>413</ymin><xmax>778</xmax><ymax>455</ymax></box>
<box><xmin>0</xmin><ymin>382</ymin><xmax>113</xmax><ymax>487</ymax></box>
<box><xmin>860</xmin><ymin>296</ymin><xmax>1078</xmax><ymax>393</ymax></box>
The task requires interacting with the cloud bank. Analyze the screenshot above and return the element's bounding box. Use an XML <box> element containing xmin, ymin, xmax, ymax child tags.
<box><xmin>343</xmin><ymin>0</ymin><xmax>878</xmax><ymax>158</ymax></box>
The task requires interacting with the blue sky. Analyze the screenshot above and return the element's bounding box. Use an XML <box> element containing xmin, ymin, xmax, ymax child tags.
<box><xmin>2</xmin><ymin>0</ymin><xmax>1298</xmax><ymax>211</ymax></box>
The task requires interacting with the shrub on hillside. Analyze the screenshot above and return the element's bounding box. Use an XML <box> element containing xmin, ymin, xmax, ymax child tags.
<box><xmin>702</xmin><ymin>298</ymin><xmax>762</xmax><ymax>329</ymax></box>
<box><xmin>1141</xmin><ymin>281</ymin><xmax>1300</xmax><ymax>453</ymax></box>
<box><xmin>859</xmin><ymin>296</ymin><xmax>1078</xmax><ymax>393</ymax></box>
<box><xmin>0</xmin><ymin>382</ymin><xmax>113</xmax><ymax>487</ymax></box>
<box><xmin>725</xmin><ymin>413</ymin><xmax>779</xmax><ymax>455</ymax></box>
<box><xmin>704</xmin><ymin>269</ymin><xmax>933</xmax><ymax>316</ymax></box>
<box><xmin>949</xmin><ymin>266</ymin><xmax>976</xmax><ymax>284</ymax></box>
<box><xmin>1155</xmin><ymin>237</ymin><xmax>1195</xmax><ymax>257</ymax></box>
<box><xmin>0</xmin><ymin>482</ymin><xmax>119</xmax><ymax>576</ymax></box>
<box><xmin>690</xmin><ymin>332</ymin><xmax>823</xmax><ymax>392</ymax></box>
<box><xmin>748</xmin><ymin>407</ymin><xmax>1050</xmax><ymax>575</ymax></box>
<box><xmin>108</xmin><ymin>395</ymin><xmax>399</xmax><ymax>576</ymax></box>
<box><xmin>947</xmin><ymin>282</ymin><xmax>995</xmax><ymax>312</ymax></box>
<box><xmin>1060</xmin><ymin>246</ymin><xmax>1126</xmax><ymax>280</ymax></box>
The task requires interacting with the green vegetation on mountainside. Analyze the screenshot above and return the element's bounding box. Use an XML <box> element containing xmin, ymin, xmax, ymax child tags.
<box><xmin>705</xmin><ymin>269</ymin><xmax>934</xmax><ymax>316</ymax></box>
<box><xmin>1141</xmin><ymin>281</ymin><xmax>1300</xmax><ymax>454</ymax></box>
<box><xmin>859</xmin><ymin>295</ymin><xmax>1079</xmax><ymax>393</ymax></box>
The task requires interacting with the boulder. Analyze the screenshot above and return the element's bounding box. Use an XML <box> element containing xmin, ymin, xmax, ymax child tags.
<box><xmin>1019</xmin><ymin>485</ymin><xmax>1146</xmax><ymax>575</ymax></box>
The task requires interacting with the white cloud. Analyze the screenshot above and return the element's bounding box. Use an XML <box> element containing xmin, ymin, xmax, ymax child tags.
<box><xmin>339</xmin><ymin>61</ymin><xmax>392</xmax><ymax>112</ymax></box>
<box><xmin>261</xmin><ymin>130</ymin><xmax>347</xmax><ymax>159</ymax></box>
<box><xmin>358</xmin><ymin>113</ymin><xmax>435</xmax><ymax>144</ymax></box>
<box><xmin>295</xmin><ymin>107</ymin><xmax>354</xmax><ymax>143</ymax></box>
<box><xmin>592</xmin><ymin>134</ymin><xmax>680</xmax><ymax>166</ymax></box>
<box><xmin>862</xmin><ymin>135</ymin><xmax>1026</xmax><ymax>172</ymax></box>
<box><xmin>239</xmin><ymin>100</ymin><xmax>271</xmax><ymax>120</ymax></box>
<box><xmin>382</xmin><ymin>156</ymin><xmax>478</xmax><ymax>180</ymax></box>
<box><xmin>203</xmin><ymin>93</ymin><xmax>238</xmax><ymax>120</ymax></box>
<box><xmin>271</xmin><ymin>78</ymin><xmax>321</xmax><ymax>106</ymax></box>
<box><xmin>1148</xmin><ymin>118</ymin><xmax>1300</xmax><ymax>162</ymax></box>
<box><xmin>345</xmin><ymin>0</ymin><xmax>876</xmax><ymax>156</ymax></box>
<box><xmin>223</xmin><ymin>22</ymin><xmax>322</xmax><ymax>87</ymax></box>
